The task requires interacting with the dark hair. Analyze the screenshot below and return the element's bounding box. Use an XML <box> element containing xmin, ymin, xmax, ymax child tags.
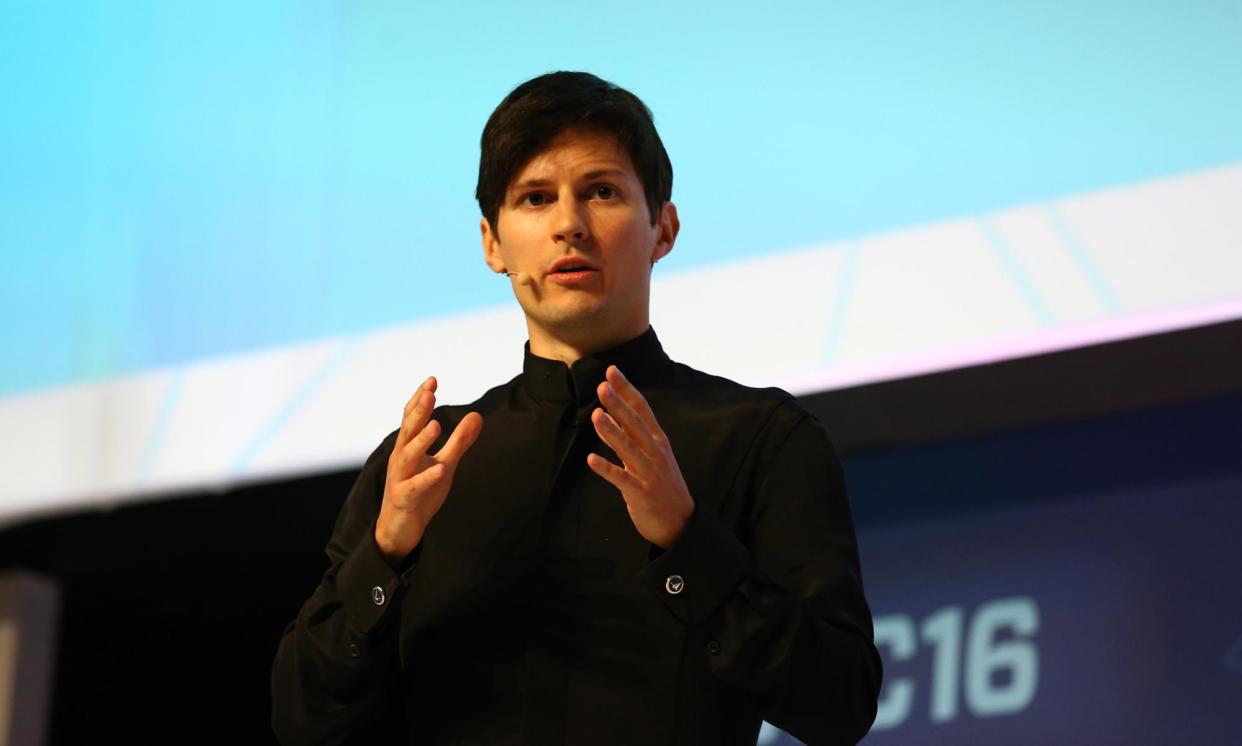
<box><xmin>475</xmin><ymin>71</ymin><xmax>673</xmax><ymax>235</ymax></box>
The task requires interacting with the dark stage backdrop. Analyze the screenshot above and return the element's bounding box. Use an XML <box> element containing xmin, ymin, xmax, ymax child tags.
<box><xmin>1</xmin><ymin>333</ymin><xmax>1240</xmax><ymax>744</ymax></box>
<box><xmin>837</xmin><ymin>401</ymin><xmax>1242</xmax><ymax>745</ymax></box>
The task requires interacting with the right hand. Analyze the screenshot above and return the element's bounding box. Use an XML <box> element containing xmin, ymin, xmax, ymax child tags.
<box><xmin>375</xmin><ymin>376</ymin><xmax>483</xmax><ymax>565</ymax></box>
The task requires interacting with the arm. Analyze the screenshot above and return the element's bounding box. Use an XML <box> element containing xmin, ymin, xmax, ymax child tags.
<box><xmin>271</xmin><ymin>376</ymin><xmax>483</xmax><ymax>745</ymax></box>
<box><xmin>270</xmin><ymin>436</ymin><xmax>410</xmax><ymax>745</ymax></box>
<box><xmin>586</xmin><ymin>366</ymin><xmax>880</xmax><ymax>743</ymax></box>
<box><xmin>642</xmin><ymin>411</ymin><xmax>882</xmax><ymax>746</ymax></box>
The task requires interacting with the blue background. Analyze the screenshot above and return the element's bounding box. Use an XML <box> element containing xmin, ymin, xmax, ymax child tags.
<box><xmin>3</xmin><ymin>1</ymin><xmax>1241</xmax><ymax>396</ymax></box>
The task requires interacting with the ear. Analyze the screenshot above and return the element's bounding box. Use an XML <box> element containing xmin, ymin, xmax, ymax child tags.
<box><xmin>650</xmin><ymin>201</ymin><xmax>680</xmax><ymax>264</ymax></box>
<box><xmin>481</xmin><ymin>217</ymin><xmax>506</xmax><ymax>273</ymax></box>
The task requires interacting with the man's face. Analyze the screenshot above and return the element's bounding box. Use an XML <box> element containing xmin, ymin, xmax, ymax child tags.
<box><xmin>481</xmin><ymin>127</ymin><xmax>678</xmax><ymax>355</ymax></box>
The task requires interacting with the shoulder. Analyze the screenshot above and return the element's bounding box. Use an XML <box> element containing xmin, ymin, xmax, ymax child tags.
<box><xmin>654</xmin><ymin>361</ymin><xmax>822</xmax><ymax>451</ymax></box>
<box><xmin>664</xmin><ymin>361</ymin><xmax>814</xmax><ymax>421</ymax></box>
<box><xmin>374</xmin><ymin>374</ymin><xmax>524</xmax><ymax>457</ymax></box>
<box><xmin>433</xmin><ymin>374</ymin><xmax>522</xmax><ymax>421</ymax></box>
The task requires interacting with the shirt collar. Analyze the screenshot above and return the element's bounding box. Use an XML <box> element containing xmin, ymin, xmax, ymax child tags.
<box><xmin>522</xmin><ymin>326</ymin><xmax>672</xmax><ymax>408</ymax></box>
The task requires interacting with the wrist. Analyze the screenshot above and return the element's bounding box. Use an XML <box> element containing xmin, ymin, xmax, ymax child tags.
<box><xmin>654</xmin><ymin>501</ymin><xmax>695</xmax><ymax>551</ymax></box>
<box><xmin>374</xmin><ymin>515</ymin><xmax>423</xmax><ymax>568</ymax></box>
<box><xmin>671</xmin><ymin>501</ymin><xmax>695</xmax><ymax>545</ymax></box>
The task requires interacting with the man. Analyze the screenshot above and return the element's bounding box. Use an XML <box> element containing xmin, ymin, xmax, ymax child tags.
<box><xmin>272</xmin><ymin>71</ymin><xmax>881</xmax><ymax>745</ymax></box>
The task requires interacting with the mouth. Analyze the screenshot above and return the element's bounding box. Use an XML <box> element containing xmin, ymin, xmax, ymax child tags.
<box><xmin>546</xmin><ymin>259</ymin><xmax>600</xmax><ymax>285</ymax></box>
<box><xmin>548</xmin><ymin>258</ymin><xmax>599</xmax><ymax>274</ymax></box>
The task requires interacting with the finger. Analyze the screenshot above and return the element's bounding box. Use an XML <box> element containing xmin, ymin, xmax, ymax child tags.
<box><xmin>432</xmin><ymin>411</ymin><xmax>484</xmax><ymax>467</ymax></box>
<box><xmin>397</xmin><ymin>389</ymin><xmax>437</xmax><ymax>452</ymax></box>
<box><xmin>398</xmin><ymin>461</ymin><xmax>446</xmax><ymax>495</ymax></box>
<box><xmin>396</xmin><ymin>378</ymin><xmax>437</xmax><ymax>450</ymax></box>
<box><xmin>402</xmin><ymin>376</ymin><xmax>437</xmax><ymax>419</ymax></box>
<box><xmin>605</xmin><ymin>366</ymin><xmax>663</xmax><ymax>434</ymax></box>
<box><xmin>587</xmin><ymin>452</ymin><xmax>644</xmax><ymax>495</ymax></box>
<box><xmin>597</xmin><ymin>381</ymin><xmax>657</xmax><ymax>456</ymax></box>
<box><xmin>591</xmin><ymin>408</ymin><xmax>650</xmax><ymax>468</ymax></box>
<box><xmin>395</xmin><ymin>419</ymin><xmax>441</xmax><ymax>477</ymax></box>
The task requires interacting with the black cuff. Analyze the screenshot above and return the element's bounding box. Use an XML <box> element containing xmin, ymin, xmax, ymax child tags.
<box><xmin>336</xmin><ymin>527</ymin><xmax>407</xmax><ymax>637</ymax></box>
<box><xmin>639</xmin><ymin>504</ymin><xmax>752</xmax><ymax>625</ymax></box>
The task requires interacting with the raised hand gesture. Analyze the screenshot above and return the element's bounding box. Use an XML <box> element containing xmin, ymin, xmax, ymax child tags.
<box><xmin>374</xmin><ymin>376</ymin><xmax>483</xmax><ymax>565</ymax></box>
<box><xmin>588</xmin><ymin>366</ymin><xmax>695</xmax><ymax>550</ymax></box>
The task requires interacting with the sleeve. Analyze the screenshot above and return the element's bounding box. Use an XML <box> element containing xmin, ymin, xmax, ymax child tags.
<box><xmin>640</xmin><ymin>411</ymin><xmax>882</xmax><ymax>746</ymax></box>
<box><xmin>271</xmin><ymin>432</ymin><xmax>420</xmax><ymax>745</ymax></box>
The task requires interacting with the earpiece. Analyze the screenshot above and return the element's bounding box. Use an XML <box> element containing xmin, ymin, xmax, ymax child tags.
<box><xmin>498</xmin><ymin>269</ymin><xmax>532</xmax><ymax>286</ymax></box>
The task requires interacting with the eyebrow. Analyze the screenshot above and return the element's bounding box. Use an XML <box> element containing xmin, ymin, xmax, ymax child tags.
<box><xmin>510</xmin><ymin>168</ymin><xmax>629</xmax><ymax>191</ymax></box>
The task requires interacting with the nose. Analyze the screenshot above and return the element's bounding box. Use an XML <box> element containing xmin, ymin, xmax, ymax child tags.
<box><xmin>551</xmin><ymin>194</ymin><xmax>589</xmax><ymax>244</ymax></box>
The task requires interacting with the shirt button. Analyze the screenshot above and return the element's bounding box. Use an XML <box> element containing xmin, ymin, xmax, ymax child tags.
<box><xmin>349</xmin><ymin>643</ymin><xmax>362</xmax><ymax>658</ymax></box>
<box><xmin>665</xmin><ymin>574</ymin><xmax>685</xmax><ymax>595</ymax></box>
<box><xmin>371</xmin><ymin>586</ymin><xmax>386</xmax><ymax>606</ymax></box>
<box><xmin>707</xmin><ymin>639</ymin><xmax>721</xmax><ymax>655</ymax></box>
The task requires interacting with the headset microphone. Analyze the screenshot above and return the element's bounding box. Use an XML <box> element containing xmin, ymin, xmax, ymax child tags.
<box><xmin>501</xmin><ymin>270</ymin><xmax>532</xmax><ymax>286</ymax></box>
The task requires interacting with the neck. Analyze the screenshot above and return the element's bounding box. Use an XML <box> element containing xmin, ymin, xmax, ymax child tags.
<box><xmin>526</xmin><ymin>319</ymin><xmax>650</xmax><ymax>365</ymax></box>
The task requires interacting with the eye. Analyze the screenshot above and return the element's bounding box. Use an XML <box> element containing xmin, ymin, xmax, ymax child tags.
<box><xmin>520</xmin><ymin>192</ymin><xmax>550</xmax><ymax>207</ymax></box>
<box><xmin>590</xmin><ymin>184</ymin><xmax>618</xmax><ymax>200</ymax></box>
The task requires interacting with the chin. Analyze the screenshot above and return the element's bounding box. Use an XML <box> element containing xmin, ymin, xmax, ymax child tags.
<box><xmin>532</xmin><ymin>304</ymin><xmax>614</xmax><ymax>339</ymax></box>
<box><xmin>532</xmin><ymin>297</ymin><xmax>607</xmax><ymax>325</ymax></box>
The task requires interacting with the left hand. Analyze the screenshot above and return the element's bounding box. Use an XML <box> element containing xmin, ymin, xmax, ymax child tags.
<box><xmin>587</xmin><ymin>365</ymin><xmax>695</xmax><ymax>550</ymax></box>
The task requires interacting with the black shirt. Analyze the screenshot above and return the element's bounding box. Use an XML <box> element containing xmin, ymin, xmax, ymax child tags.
<box><xmin>272</xmin><ymin>327</ymin><xmax>881</xmax><ymax>745</ymax></box>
